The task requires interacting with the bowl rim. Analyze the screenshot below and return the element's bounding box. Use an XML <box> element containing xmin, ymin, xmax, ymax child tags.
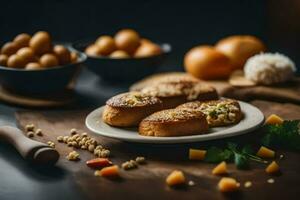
<box><xmin>71</xmin><ymin>38</ymin><xmax>172</xmax><ymax>60</ymax></box>
<box><xmin>0</xmin><ymin>44</ymin><xmax>87</xmax><ymax>72</ymax></box>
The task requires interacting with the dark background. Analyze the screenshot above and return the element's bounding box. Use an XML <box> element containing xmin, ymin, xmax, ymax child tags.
<box><xmin>0</xmin><ymin>0</ymin><xmax>299</xmax><ymax>71</ymax></box>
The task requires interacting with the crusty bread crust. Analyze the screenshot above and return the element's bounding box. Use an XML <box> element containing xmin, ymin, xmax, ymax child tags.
<box><xmin>102</xmin><ymin>92</ymin><xmax>163</xmax><ymax>127</ymax></box>
<box><xmin>130</xmin><ymin>72</ymin><xmax>200</xmax><ymax>91</ymax></box>
<box><xmin>139</xmin><ymin>109</ymin><xmax>208</xmax><ymax>137</ymax></box>
<box><xmin>177</xmin><ymin>99</ymin><xmax>242</xmax><ymax>127</ymax></box>
<box><xmin>140</xmin><ymin>82</ymin><xmax>218</xmax><ymax>109</ymax></box>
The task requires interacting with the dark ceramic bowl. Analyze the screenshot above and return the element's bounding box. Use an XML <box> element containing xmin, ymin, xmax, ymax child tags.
<box><xmin>0</xmin><ymin>46</ymin><xmax>87</xmax><ymax>94</ymax></box>
<box><xmin>72</xmin><ymin>39</ymin><xmax>171</xmax><ymax>83</ymax></box>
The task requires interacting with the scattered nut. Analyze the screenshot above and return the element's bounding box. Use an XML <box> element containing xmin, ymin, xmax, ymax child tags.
<box><xmin>47</xmin><ymin>141</ymin><xmax>55</xmax><ymax>148</ymax></box>
<box><xmin>94</xmin><ymin>170</ymin><xmax>101</xmax><ymax>176</ymax></box>
<box><xmin>81</xmin><ymin>145</ymin><xmax>87</xmax><ymax>150</ymax></box>
<box><xmin>81</xmin><ymin>132</ymin><xmax>88</xmax><ymax>137</ymax></box>
<box><xmin>35</xmin><ymin>129</ymin><xmax>43</xmax><ymax>136</ymax></box>
<box><xmin>27</xmin><ymin>131</ymin><xmax>34</xmax><ymax>138</ymax></box>
<box><xmin>25</xmin><ymin>124</ymin><xmax>35</xmax><ymax>132</ymax></box>
<box><xmin>66</xmin><ymin>151</ymin><xmax>80</xmax><ymax>161</ymax></box>
<box><xmin>57</xmin><ymin>136</ymin><xmax>64</xmax><ymax>142</ymax></box>
<box><xmin>63</xmin><ymin>136</ymin><xmax>69</xmax><ymax>143</ymax></box>
<box><xmin>136</xmin><ymin>156</ymin><xmax>146</xmax><ymax>164</ymax></box>
<box><xmin>88</xmin><ymin>145</ymin><xmax>95</xmax><ymax>152</ymax></box>
<box><xmin>279</xmin><ymin>154</ymin><xmax>284</xmax><ymax>160</ymax></box>
<box><xmin>244</xmin><ymin>181</ymin><xmax>252</xmax><ymax>188</ymax></box>
<box><xmin>70</xmin><ymin>128</ymin><xmax>77</xmax><ymax>135</ymax></box>
<box><xmin>122</xmin><ymin>160</ymin><xmax>138</xmax><ymax>170</ymax></box>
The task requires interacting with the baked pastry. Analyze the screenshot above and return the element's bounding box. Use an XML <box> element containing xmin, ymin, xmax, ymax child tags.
<box><xmin>129</xmin><ymin>72</ymin><xmax>199</xmax><ymax>91</ymax></box>
<box><xmin>140</xmin><ymin>81</ymin><xmax>218</xmax><ymax>109</ymax></box>
<box><xmin>139</xmin><ymin>108</ymin><xmax>208</xmax><ymax>137</ymax></box>
<box><xmin>102</xmin><ymin>92</ymin><xmax>163</xmax><ymax>127</ymax></box>
<box><xmin>177</xmin><ymin>99</ymin><xmax>242</xmax><ymax>127</ymax></box>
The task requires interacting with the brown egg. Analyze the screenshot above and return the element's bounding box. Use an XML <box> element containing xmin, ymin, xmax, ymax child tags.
<box><xmin>85</xmin><ymin>44</ymin><xmax>102</xmax><ymax>57</ymax></box>
<box><xmin>0</xmin><ymin>54</ymin><xmax>8</xmax><ymax>66</ymax></box>
<box><xmin>1</xmin><ymin>42</ymin><xmax>18</xmax><ymax>56</ymax></box>
<box><xmin>7</xmin><ymin>54</ymin><xmax>26</xmax><ymax>68</ymax></box>
<box><xmin>114</xmin><ymin>29</ymin><xmax>140</xmax><ymax>54</ymax></box>
<box><xmin>14</xmin><ymin>33</ymin><xmax>31</xmax><ymax>48</ymax></box>
<box><xmin>16</xmin><ymin>47</ymin><xmax>35</xmax><ymax>63</ymax></box>
<box><xmin>25</xmin><ymin>62</ymin><xmax>42</xmax><ymax>70</ymax></box>
<box><xmin>134</xmin><ymin>43</ymin><xmax>162</xmax><ymax>58</ymax></box>
<box><xmin>184</xmin><ymin>46</ymin><xmax>232</xmax><ymax>80</ymax></box>
<box><xmin>95</xmin><ymin>35</ymin><xmax>116</xmax><ymax>55</ymax></box>
<box><xmin>53</xmin><ymin>45</ymin><xmax>71</xmax><ymax>65</ymax></box>
<box><xmin>40</xmin><ymin>54</ymin><xmax>58</xmax><ymax>68</ymax></box>
<box><xmin>109</xmin><ymin>50</ymin><xmax>130</xmax><ymax>59</ymax></box>
<box><xmin>215</xmin><ymin>35</ymin><xmax>266</xmax><ymax>70</ymax></box>
<box><xmin>29</xmin><ymin>31</ymin><xmax>51</xmax><ymax>55</ymax></box>
<box><xmin>70</xmin><ymin>52</ymin><xmax>78</xmax><ymax>63</ymax></box>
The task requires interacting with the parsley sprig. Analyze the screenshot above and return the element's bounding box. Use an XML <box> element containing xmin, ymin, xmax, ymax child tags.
<box><xmin>204</xmin><ymin>143</ymin><xmax>267</xmax><ymax>169</ymax></box>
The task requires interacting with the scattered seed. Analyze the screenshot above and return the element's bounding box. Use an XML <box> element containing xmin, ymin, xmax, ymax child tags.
<box><xmin>88</xmin><ymin>145</ymin><xmax>95</xmax><ymax>152</ymax></box>
<box><xmin>57</xmin><ymin>136</ymin><xmax>64</xmax><ymax>142</ymax></box>
<box><xmin>63</xmin><ymin>136</ymin><xmax>69</xmax><ymax>143</ymax></box>
<box><xmin>70</xmin><ymin>128</ymin><xmax>77</xmax><ymax>135</ymax></box>
<box><xmin>47</xmin><ymin>141</ymin><xmax>55</xmax><ymax>148</ymax></box>
<box><xmin>27</xmin><ymin>131</ymin><xmax>34</xmax><ymax>138</ymax></box>
<box><xmin>279</xmin><ymin>154</ymin><xmax>284</xmax><ymax>160</ymax></box>
<box><xmin>25</xmin><ymin>124</ymin><xmax>35</xmax><ymax>132</ymax></box>
<box><xmin>244</xmin><ymin>181</ymin><xmax>252</xmax><ymax>188</ymax></box>
<box><xmin>81</xmin><ymin>132</ymin><xmax>88</xmax><ymax>137</ymax></box>
<box><xmin>188</xmin><ymin>180</ymin><xmax>195</xmax><ymax>186</ymax></box>
<box><xmin>136</xmin><ymin>156</ymin><xmax>146</xmax><ymax>164</ymax></box>
<box><xmin>267</xmin><ymin>178</ymin><xmax>275</xmax><ymax>184</ymax></box>
<box><xmin>122</xmin><ymin>160</ymin><xmax>138</xmax><ymax>170</ymax></box>
<box><xmin>81</xmin><ymin>145</ymin><xmax>87</xmax><ymax>150</ymax></box>
<box><xmin>66</xmin><ymin>151</ymin><xmax>80</xmax><ymax>161</ymax></box>
<box><xmin>35</xmin><ymin>129</ymin><xmax>43</xmax><ymax>136</ymax></box>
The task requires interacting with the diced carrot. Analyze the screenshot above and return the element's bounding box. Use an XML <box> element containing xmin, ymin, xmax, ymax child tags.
<box><xmin>100</xmin><ymin>165</ymin><xmax>119</xmax><ymax>177</ymax></box>
<box><xmin>166</xmin><ymin>170</ymin><xmax>185</xmax><ymax>186</ymax></box>
<box><xmin>256</xmin><ymin>146</ymin><xmax>275</xmax><ymax>158</ymax></box>
<box><xmin>86</xmin><ymin>158</ymin><xmax>112</xmax><ymax>168</ymax></box>
<box><xmin>212</xmin><ymin>161</ymin><xmax>227</xmax><ymax>175</ymax></box>
<box><xmin>189</xmin><ymin>149</ymin><xmax>206</xmax><ymax>160</ymax></box>
<box><xmin>218</xmin><ymin>177</ymin><xmax>240</xmax><ymax>192</ymax></box>
<box><xmin>265</xmin><ymin>161</ymin><xmax>280</xmax><ymax>174</ymax></box>
<box><xmin>265</xmin><ymin>114</ymin><xmax>284</xmax><ymax>125</ymax></box>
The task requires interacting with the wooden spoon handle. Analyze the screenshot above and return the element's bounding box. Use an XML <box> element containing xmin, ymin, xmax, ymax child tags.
<box><xmin>0</xmin><ymin>126</ymin><xmax>59</xmax><ymax>165</ymax></box>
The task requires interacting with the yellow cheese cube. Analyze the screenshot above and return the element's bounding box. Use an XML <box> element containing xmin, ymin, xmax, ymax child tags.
<box><xmin>218</xmin><ymin>177</ymin><xmax>240</xmax><ymax>192</ymax></box>
<box><xmin>166</xmin><ymin>170</ymin><xmax>185</xmax><ymax>186</ymax></box>
<box><xmin>256</xmin><ymin>146</ymin><xmax>275</xmax><ymax>158</ymax></box>
<box><xmin>265</xmin><ymin>114</ymin><xmax>284</xmax><ymax>125</ymax></box>
<box><xmin>189</xmin><ymin>149</ymin><xmax>206</xmax><ymax>160</ymax></box>
<box><xmin>212</xmin><ymin>161</ymin><xmax>227</xmax><ymax>175</ymax></box>
<box><xmin>265</xmin><ymin>161</ymin><xmax>280</xmax><ymax>174</ymax></box>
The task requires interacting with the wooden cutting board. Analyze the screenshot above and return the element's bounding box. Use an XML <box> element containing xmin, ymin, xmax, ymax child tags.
<box><xmin>15</xmin><ymin>100</ymin><xmax>300</xmax><ymax>200</ymax></box>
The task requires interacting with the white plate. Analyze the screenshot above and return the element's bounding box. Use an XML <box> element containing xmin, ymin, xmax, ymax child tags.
<box><xmin>86</xmin><ymin>101</ymin><xmax>264</xmax><ymax>144</ymax></box>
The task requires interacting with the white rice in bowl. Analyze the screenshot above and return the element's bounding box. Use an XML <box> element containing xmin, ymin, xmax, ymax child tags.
<box><xmin>244</xmin><ymin>53</ymin><xmax>296</xmax><ymax>85</ymax></box>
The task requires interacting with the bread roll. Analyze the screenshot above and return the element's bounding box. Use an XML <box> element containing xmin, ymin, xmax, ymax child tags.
<box><xmin>215</xmin><ymin>35</ymin><xmax>266</xmax><ymax>70</ymax></box>
<box><xmin>140</xmin><ymin>81</ymin><xmax>218</xmax><ymax>109</ymax></box>
<box><xmin>102</xmin><ymin>92</ymin><xmax>163</xmax><ymax>127</ymax></box>
<box><xmin>139</xmin><ymin>108</ymin><xmax>208</xmax><ymax>137</ymax></box>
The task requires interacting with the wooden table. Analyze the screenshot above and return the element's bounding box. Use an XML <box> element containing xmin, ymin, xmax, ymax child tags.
<box><xmin>0</xmin><ymin>71</ymin><xmax>300</xmax><ymax>200</ymax></box>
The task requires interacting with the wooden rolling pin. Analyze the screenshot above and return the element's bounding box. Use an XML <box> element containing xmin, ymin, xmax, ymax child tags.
<box><xmin>0</xmin><ymin>126</ymin><xmax>59</xmax><ymax>165</ymax></box>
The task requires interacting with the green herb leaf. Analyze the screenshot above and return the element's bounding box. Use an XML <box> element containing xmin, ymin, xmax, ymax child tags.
<box><xmin>262</xmin><ymin>120</ymin><xmax>300</xmax><ymax>151</ymax></box>
<box><xmin>233</xmin><ymin>152</ymin><xmax>249</xmax><ymax>169</ymax></box>
<box><xmin>204</xmin><ymin>147</ymin><xmax>233</xmax><ymax>163</ymax></box>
